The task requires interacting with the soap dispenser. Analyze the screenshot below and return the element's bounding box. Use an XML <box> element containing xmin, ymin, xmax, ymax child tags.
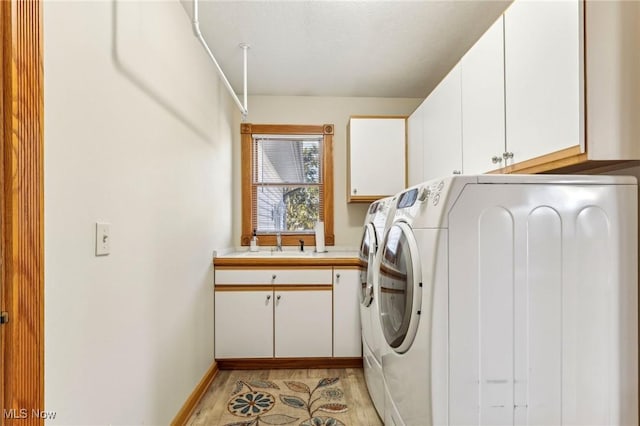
<box><xmin>249</xmin><ymin>229</ymin><xmax>259</xmax><ymax>252</ymax></box>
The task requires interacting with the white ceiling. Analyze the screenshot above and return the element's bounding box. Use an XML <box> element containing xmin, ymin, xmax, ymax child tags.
<box><xmin>187</xmin><ymin>0</ymin><xmax>511</xmax><ymax>99</ymax></box>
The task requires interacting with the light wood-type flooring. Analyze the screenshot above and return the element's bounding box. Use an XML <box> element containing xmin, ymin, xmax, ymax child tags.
<box><xmin>187</xmin><ymin>368</ymin><xmax>383</xmax><ymax>425</ymax></box>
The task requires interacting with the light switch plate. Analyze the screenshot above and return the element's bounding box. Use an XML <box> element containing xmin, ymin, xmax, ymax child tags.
<box><xmin>96</xmin><ymin>222</ymin><xmax>110</xmax><ymax>256</ymax></box>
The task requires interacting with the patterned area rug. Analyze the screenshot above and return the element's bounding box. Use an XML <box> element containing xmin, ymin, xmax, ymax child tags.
<box><xmin>219</xmin><ymin>377</ymin><xmax>349</xmax><ymax>426</ymax></box>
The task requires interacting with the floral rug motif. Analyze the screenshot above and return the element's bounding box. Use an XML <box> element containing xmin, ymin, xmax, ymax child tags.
<box><xmin>220</xmin><ymin>377</ymin><xmax>348</xmax><ymax>426</ymax></box>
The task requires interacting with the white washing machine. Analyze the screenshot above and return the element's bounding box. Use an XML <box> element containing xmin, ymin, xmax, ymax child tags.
<box><xmin>380</xmin><ymin>175</ymin><xmax>638</xmax><ymax>426</ymax></box>
<box><xmin>358</xmin><ymin>196</ymin><xmax>394</xmax><ymax>419</ymax></box>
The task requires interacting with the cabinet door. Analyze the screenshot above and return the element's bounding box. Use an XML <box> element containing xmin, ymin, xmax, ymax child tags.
<box><xmin>461</xmin><ymin>16</ymin><xmax>506</xmax><ymax>175</ymax></box>
<box><xmin>349</xmin><ymin>117</ymin><xmax>406</xmax><ymax>200</ymax></box>
<box><xmin>274</xmin><ymin>289</ymin><xmax>332</xmax><ymax>357</ymax></box>
<box><xmin>422</xmin><ymin>63</ymin><xmax>463</xmax><ymax>181</ymax></box>
<box><xmin>504</xmin><ymin>0</ymin><xmax>582</xmax><ymax>164</ymax></box>
<box><xmin>333</xmin><ymin>269</ymin><xmax>362</xmax><ymax>357</ymax></box>
<box><xmin>407</xmin><ymin>102</ymin><xmax>425</xmax><ymax>186</ymax></box>
<box><xmin>215</xmin><ymin>290</ymin><xmax>273</xmax><ymax>358</ymax></box>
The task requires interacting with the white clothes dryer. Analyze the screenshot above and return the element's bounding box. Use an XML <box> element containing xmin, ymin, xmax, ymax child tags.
<box><xmin>380</xmin><ymin>175</ymin><xmax>638</xmax><ymax>426</ymax></box>
<box><xmin>358</xmin><ymin>196</ymin><xmax>394</xmax><ymax>419</ymax></box>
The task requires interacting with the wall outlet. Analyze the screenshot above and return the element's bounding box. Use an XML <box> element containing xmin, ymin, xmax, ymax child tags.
<box><xmin>95</xmin><ymin>223</ymin><xmax>110</xmax><ymax>256</ymax></box>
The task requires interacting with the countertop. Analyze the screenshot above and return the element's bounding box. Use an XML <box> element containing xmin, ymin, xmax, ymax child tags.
<box><xmin>214</xmin><ymin>248</ymin><xmax>360</xmax><ymax>267</ymax></box>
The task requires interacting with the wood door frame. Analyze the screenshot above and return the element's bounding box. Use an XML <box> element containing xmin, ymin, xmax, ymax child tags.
<box><xmin>1</xmin><ymin>0</ymin><xmax>45</xmax><ymax>424</ymax></box>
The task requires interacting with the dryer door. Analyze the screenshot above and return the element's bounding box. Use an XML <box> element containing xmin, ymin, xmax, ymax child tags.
<box><xmin>379</xmin><ymin>221</ymin><xmax>422</xmax><ymax>353</ymax></box>
<box><xmin>359</xmin><ymin>223</ymin><xmax>377</xmax><ymax>307</ymax></box>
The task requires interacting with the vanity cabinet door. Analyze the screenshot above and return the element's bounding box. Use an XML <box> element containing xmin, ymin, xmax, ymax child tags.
<box><xmin>214</xmin><ymin>290</ymin><xmax>273</xmax><ymax>358</ymax></box>
<box><xmin>333</xmin><ymin>268</ymin><xmax>362</xmax><ymax>357</ymax></box>
<box><xmin>274</xmin><ymin>289</ymin><xmax>332</xmax><ymax>358</ymax></box>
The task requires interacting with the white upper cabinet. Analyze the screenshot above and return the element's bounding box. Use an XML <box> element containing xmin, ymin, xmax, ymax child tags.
<box><xmin>348</xmin><ymin>117</ymin><xmax>406</xmax><ymax>202</ymax></box>
<box><xmin>422</xmin><ymin>63</ymin><xmax>463</xmax><ymax>182</ymax></box>
<box><xmin>585</xmin><ymin>0</ymin><xmax>640</xmax><ymax>160</ymax></box>
<box><xmin>407</xmin><ymin>103</ymin><xmax>425</xmax><ymax>186</ymax></box>
<box><xmin>504</xmin><ymin>0</ymin><xmax>582</xmax><ymax>165</ymax></box>
<box><xmin>461</xmin><ymin>16</ymin><xmax>506</xmax><ymax>175</ymax></box>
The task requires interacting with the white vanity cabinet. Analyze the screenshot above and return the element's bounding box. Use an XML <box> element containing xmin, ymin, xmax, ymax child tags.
<box><xmin>347</xmin><ymin>116</ymin><xmax>407</xmax><ymax>203</ymax></box>
<box><xmin>213</xmin><ymin>259</ymin><xmax>362</xmax><ymax>365</ymax></box>
<box><xmin>333</xmin><ymin>268</ymin><xmax>361</xmax><ymax>357</ymax></box>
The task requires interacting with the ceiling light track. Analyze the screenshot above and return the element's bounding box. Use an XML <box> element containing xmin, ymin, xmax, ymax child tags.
<box><xmin>192</xmin><ymin>0</ymin><xmax>249</xmax><ymax>119</ymax></box>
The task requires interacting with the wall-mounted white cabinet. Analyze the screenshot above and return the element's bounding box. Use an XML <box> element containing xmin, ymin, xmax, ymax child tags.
<box><xmin>461</xmin><ymin>16</ymin><xmax>506</xmax><ymax>175</ymax></box>
<box><xmin>408</xmin><ymin>0</ymin><xmax>640</xmax><ymax>179</ymax></box>
<box><xmin>348</xmin><ymin>117</ymin><xmax>406</xmax><ymax>202</ymax></box>
<box><xmin>422</xmin><ymin>63</ymin><xmax>463</xmax><ymax>182</ymax></box>
<box><xmin>504</xmin><ymin>0</ymin><xmax>581</xmax><ymax>166</ymax></box>
<box><xmin>407</xmin><ymin>104</ymin><xmax>425</xmax><ymax>186</ymax></box>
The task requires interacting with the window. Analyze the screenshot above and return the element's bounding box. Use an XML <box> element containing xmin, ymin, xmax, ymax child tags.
<box><xmin>241</xmin><ymin>123</ymin><xmax>334</xmax><ymax>246</ymax></box>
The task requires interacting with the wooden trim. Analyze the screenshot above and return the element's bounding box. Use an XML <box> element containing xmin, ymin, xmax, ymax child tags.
<box><xmin>247</xmin><ymin>124</ymin><xmax>326</xmax><ymax>135</ymax></box>
<box><xmin>214</xmin><ymin>257</ymin><xmax>360</xmax><ymax>267</ymax></box>
<box><xmin>273</xmin><ymin>285</ymin><xmax>332</xmax><ymax>291</ymax></box>
<box><xmin>505</xmin><ymin>145</ymin><xmax>584</xmax><ymax>174</ymax></box>
<box><xmin>170</xmin><ymin>361</ymin><xmax>219</xmax><ymax>426</ymax></box>
<box><xmin>348</xmin><ymin>195</ymin><xmax>390</xmax><ymax>203</ymax></box>
<box><xmin>349</xmin><ymin>115</ymin><xmax>409</xmax><ymax>120</ymax></box>
<box><xmin>323</xmin><ymin>132</ymin><xmax>335</xmax><ymax>245</ymax></box>
<box><xmin>332</xmin><ymin>266</ymin><xmax>359</xmax><ymax>270</ymax></box>
<box><xmin>215</xmin><ymin>265</ymin><xmax>333</xmax><ymax>271</ymax></box>
<box><xmin>216</xmin><ymin>357</ymin><xmax>363</xmax><ymax>370</ymax></box>
<box><xmin>2</xmin><ymin>1</ymin><xmax>45</xmax><ymax>423</ymax></box>
<box><xmin>240</xmin><ymin>131</ymin><xmax>253</xmax><ymax>246</ymax></box>
<box><xmin>241</xmin><ymin>123</ymin><xmax>335</xmax><ymax>246</ymax></box>
<box><xmin>215</xmin><ymin>285</ymin><xmax>275</xmax><ymax>292</ymax></box>
<box><xmin>215</xmin><ymin>285</ymin><xmax>333</xmax><ymax>292</ymax></box>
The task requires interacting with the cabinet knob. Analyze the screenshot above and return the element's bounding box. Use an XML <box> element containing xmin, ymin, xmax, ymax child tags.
<box><xmin>336</xmin><ymin>273</ymin><xmax>341</xmax><ymax>280</ymax></box>
<box><xmin>272</xmin><ymin>274</ymin><xmax>277</xmax><ymax>280</ymax></box>
<box><xmin>491</xmin><ymin>156</ymin><xmax>503</xmax><ymax>164</ymax></box>
<box><xmin>266</xmin><ymin>295</ymin><xmax>271</xmax><ymax>301</ymax></box>
<box><xmin>452</xmin><ymin>170</ymin><xmax>462</xmax><ymax>175</ymax></box>
<box><xmin>353</xmin><ymin>188</ymin><xmax>357</xmax><ymax>195</ymax></box>
<box><xmin>277</xmin><ymin>295</ymin><xmax>281</xmax><ymax>301</ymax></box>
<box><xmin>503</xmin><ymin>152</ymin><xmax>514</xmax><ymax>160</ymax></box>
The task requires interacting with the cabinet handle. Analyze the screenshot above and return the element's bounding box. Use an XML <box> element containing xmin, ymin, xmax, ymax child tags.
<box><xmin>503</xmin><ymin>152</ymin><xmax>514</xmax><ymax>160</ymax></box>
<box><xmin>452</xmin><ymin>170</ymin><xmax>462</xmax><ymax>175</ymax></box>
<box><xmin>491</xmin><ymin>156</ymin><xmax>503</xmax><ymax>164</ymax></box>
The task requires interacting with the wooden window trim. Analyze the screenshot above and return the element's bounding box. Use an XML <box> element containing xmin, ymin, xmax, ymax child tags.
<box><xmin>241</xmin><ymin>123</ymin><xmax>334</xmax><ymax>247</ymax></box>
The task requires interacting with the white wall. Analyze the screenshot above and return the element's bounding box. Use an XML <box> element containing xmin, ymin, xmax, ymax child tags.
<box><xmin>234</xmin><ymin>96</ymin><xmax>422</xmax><ymax>247</ymax></box>
<box><xmin>44</xmin><ymin>1</ymin><xmax>236</xmax><ymax>424</ymax></box>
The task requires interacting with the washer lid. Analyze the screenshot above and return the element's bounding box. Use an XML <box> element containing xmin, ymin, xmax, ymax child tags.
<box><xmin>359</xmin><ymin>223</ymin><xmax>377</xmax><ymax>307</ymax></box>
<box><xmin>379</xmin><ymin>222</ymin><xmax>422</xmax><ymax>353</ymax></box>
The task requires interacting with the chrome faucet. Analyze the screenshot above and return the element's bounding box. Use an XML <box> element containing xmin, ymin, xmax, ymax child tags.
<box><xmin>276</xmin><ymin>232</ymin><xmax>283</xmax><ymax>251</ymax></box>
